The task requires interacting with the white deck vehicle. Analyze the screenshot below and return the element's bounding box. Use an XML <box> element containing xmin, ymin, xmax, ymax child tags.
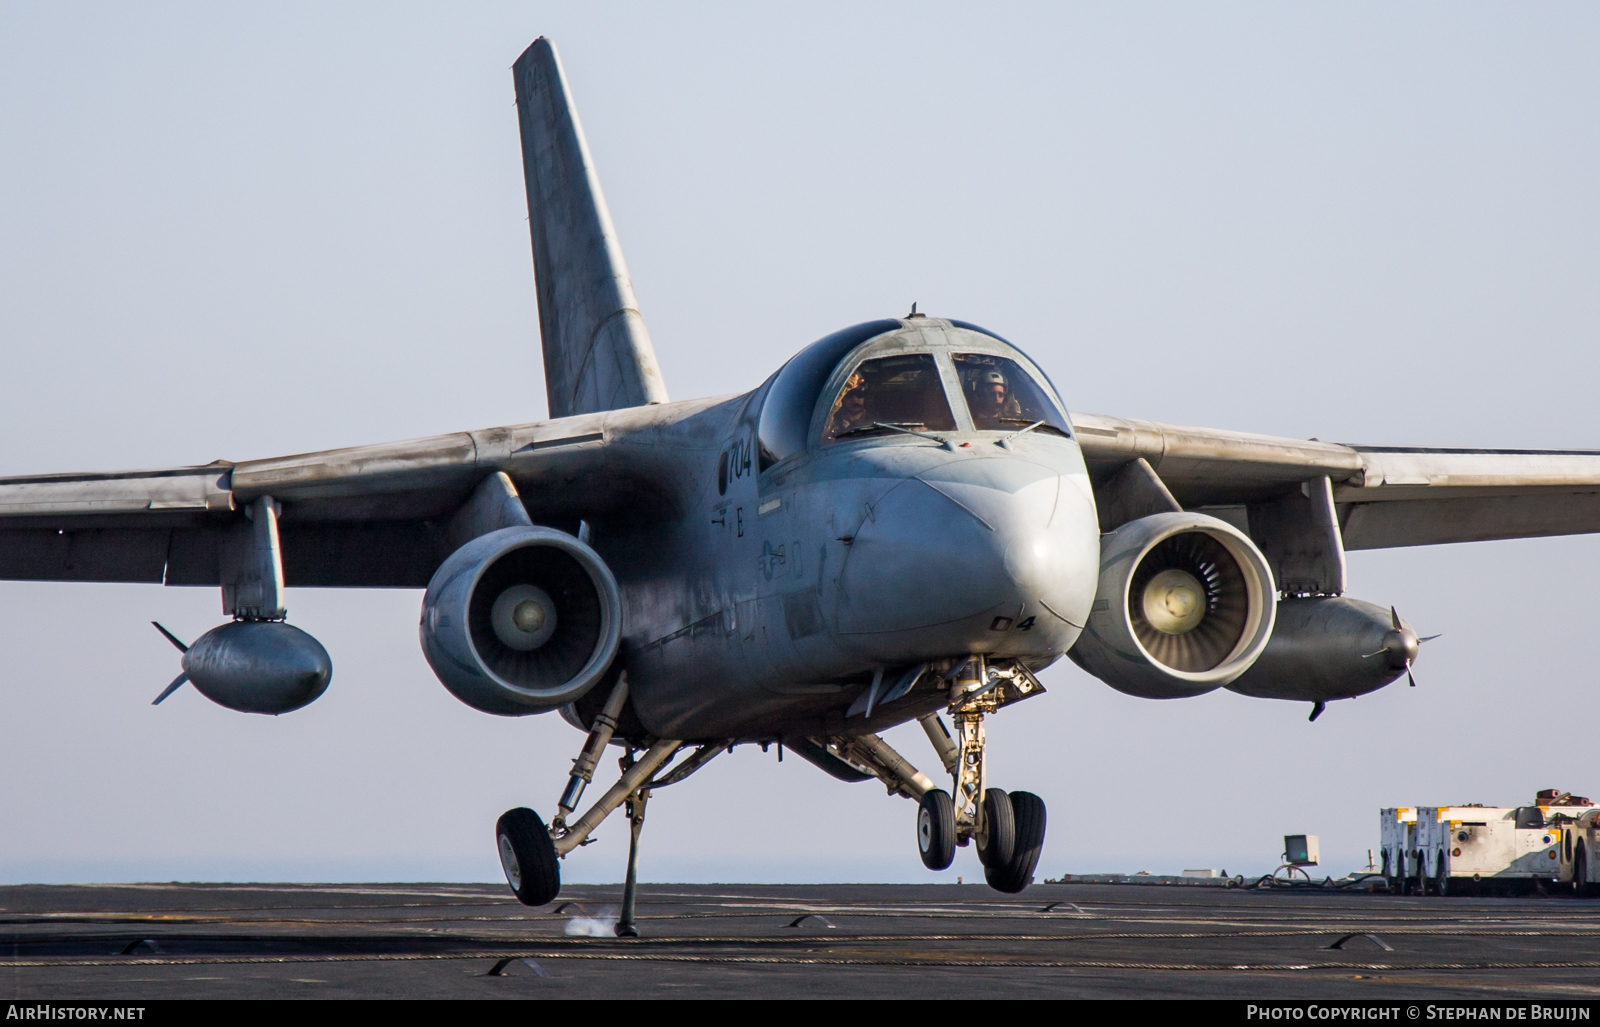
<box><xmin>1411</xmin><ymin>790</ymin><xmax>1596</xmax><ymax>895</ymax></box>
<box><xmin>1379</xmin><ymin>808</ymin><xmax>1417</xmax><ymax>887</ymax></box>
<box><xmin>1555</xmin><ymin>806</ymin><xmax>1600</xmax><ymax>897</ymax></box>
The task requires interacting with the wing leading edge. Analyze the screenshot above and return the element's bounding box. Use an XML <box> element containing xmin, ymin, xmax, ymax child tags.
<box><xmin>1074</xmin><ymin>411</ymin><xmax>1600</xmax><ymax>550</ymax></box>
<box><xmin>0</xmin><ymin>399</ymin><xmax>709</xmax><ymax>589</ymax></box>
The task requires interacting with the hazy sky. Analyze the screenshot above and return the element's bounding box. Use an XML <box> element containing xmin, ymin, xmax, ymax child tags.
<box><xmin>2</xmin><ymin>2</ymin><xmax>1597</xmax><ymax>886</ymax></box>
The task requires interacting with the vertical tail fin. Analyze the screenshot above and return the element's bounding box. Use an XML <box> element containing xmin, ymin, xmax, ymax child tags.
<box><xmin>513</xmin><ymin>38</ymin><xmax>669</xmax><ymax>419</ymax></box>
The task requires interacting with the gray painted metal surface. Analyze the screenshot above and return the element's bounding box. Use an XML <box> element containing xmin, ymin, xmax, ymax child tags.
<box><xmin>1227</xmin><ymin>596</ymin><xmax>1415</xmax><ymax>703</ymax></box>
<box><xmin>179</xmin><ymin>620</ymin><xmax>332</xmax><ymax>715</ymax></box>
<box><xmin>513</xmin><ymin>38</ymin><xmax>668</xmax><ymax>419</ymax></box>
<box><xmin>1248</xmin><ymin>475</ymin><xmax>1347</xmax><ymax>597</ymax></box>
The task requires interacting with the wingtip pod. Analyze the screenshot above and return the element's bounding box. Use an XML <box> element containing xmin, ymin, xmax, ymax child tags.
<box><xmin>512</xmin><ymin>36</ymin><xmax>669</xmax><ymax>420</ymax></box>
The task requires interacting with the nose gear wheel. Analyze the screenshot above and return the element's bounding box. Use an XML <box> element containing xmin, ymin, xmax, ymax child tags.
<box><xmin>977</xmin><ymin>788</ymin><xmax>1015</xmax><ymax>870</ymax></box>
<box><xmin>918</xmin><ymin>789</ymin><xmax>956</xmax><ymax>870</ymax></box>
<box><xmin>985</xmin><ymin>790</ymin><xmax>1047</xmax><ymax>893</ymax></box>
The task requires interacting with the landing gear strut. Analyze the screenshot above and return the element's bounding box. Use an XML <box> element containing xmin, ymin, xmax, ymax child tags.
<box><xmin>493</xmin><ymin>675</ymin><xmax>725</xmax><ymax>935</ymax></box>
<box><xmin>615</xmin><ymin>788</ymin><xmax>648</xmax><ymax>937</ymax></box>
<box><xmin>817</xmin><ymin>656</ymin><xmax>1049</xmax><ymax>892</ymax></box>
<box><xmin>938</xmin><ymin>656</ymin><xmax>1049</xmax><ymax>893</ymax></box>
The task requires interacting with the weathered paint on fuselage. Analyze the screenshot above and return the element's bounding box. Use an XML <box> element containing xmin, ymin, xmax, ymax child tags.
<box><xmin>568</xmin><ymin>325</ymin><xmax>1101</xmax><ymax>742</ymax></box>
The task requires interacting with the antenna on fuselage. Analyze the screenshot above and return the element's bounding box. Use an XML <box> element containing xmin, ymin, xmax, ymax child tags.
<box><xmin>907</xmin><ymin>302</ymin><xmax>925</xmax><ymax>319</ymax></box>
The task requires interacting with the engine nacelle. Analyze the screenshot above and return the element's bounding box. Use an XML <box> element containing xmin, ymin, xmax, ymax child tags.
<box><xmin>420</xmin><ymin>526</ymin><xmax>622</xmax><ymax>716</ymax></box>
<box><xmin>1068</xmin><ymin>512</ymin><xmax>1276</xmax><ymax>698</ymax></box>
<box><xmin>1226</xmin><ymin>596</ymin><xmax>1416</xmax><ymax>702</ymax></box>
<box><xmin>184</xmin><ymin>621</ymin><xmax>332</xmax><ymax>715</ymax></box>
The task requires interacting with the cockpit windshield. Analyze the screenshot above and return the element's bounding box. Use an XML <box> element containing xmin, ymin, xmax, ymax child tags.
<box><xmin>952</xmin><ymin>353</ymin><xmax>1072</xmax><ymax>437</ymax></box>
<box><xmin>823</xmin><ymin>354</ymin><xmax>956</xmax><ymax>444</ymax></box>
<box><xmin>757</xmin><ymin>319</ymin><xmax>902</xmax><ymax>471</ymax></box>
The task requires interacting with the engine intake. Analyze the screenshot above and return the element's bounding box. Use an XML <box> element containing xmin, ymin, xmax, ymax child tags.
<box><xmin>1068</xmin><ymin>512</ymin><xmax>1275</xmax><ymax>698</ymax></box>
<box><xmin>420</xmin><ymin>526</ymin><xmax>622</xmax><ymax>716</ymax></box>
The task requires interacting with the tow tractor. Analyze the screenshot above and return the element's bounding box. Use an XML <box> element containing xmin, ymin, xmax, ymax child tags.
<box><xmin>1406</xmin><ymin>790</ymin><xmax>1597</xmax><ymax>895</ymax></box>
<box><xmin>1379</xmin><ymin>808</ymin><xmax>1417</xmax><ymax>891</ymax></box>
<box><xmin>1555</xmin><ymin>800</ymin><xmax>1600</xmax><ymax>897</ymax></box>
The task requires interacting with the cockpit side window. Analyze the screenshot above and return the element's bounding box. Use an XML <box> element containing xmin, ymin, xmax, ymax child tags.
<box><xmin>757</xmin><ymin>319</ymin><xmax>902</xmax><ymax>472</ymax></box>
<box><xmin>952</xmin><ymin>353</ymin><xmax>1072</xmax><ymax>437</ymax></box>
<box><xmin>823</xmin><ymin>354</ymin><xmax>956</xmax><ymax>444</ymax></box>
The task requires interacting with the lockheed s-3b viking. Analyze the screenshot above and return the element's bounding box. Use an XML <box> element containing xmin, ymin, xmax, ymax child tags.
<box><xmin>5</xmin><ymin>38</ymin><xmax>1600</xmax><ymax>923</ymax></box>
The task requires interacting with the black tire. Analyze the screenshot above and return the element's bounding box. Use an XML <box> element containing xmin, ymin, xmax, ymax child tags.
<box><xmin>985</xmin><ymin>790</ymin><xmax>1046</xmax><ymax>894</ymax></box>
<box><xmin>1434</xmin><ymin>856</ymin><xmax>1449</xmax><ymax>897</ymax></box>
<box><xmin>1577</xmin><ymin>845</ymin><xmax>1595</xmax><ymax>898</ymax></box>
<box><xmin>917</xmin><ymin>789</ymin><xmax>957</xmax><ymax>871</ymax></box>
<box><xmin>976</xmin><ymin>788</ymin><xmax>1015</xmax><ymax>871</ymax></box>
<box><xmin>496</xmin><ymin>807</ymin><xmax>560</xmax><ymax>906</ymax></box>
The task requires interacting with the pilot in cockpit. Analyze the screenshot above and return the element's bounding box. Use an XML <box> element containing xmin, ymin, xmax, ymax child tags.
<box><xmin>827</xmin><ymin>371</ymin><xmax>871</xmax><ymax>437</ymax></box>
<box><xmin>970</xmin><ymin>367</ymin><xmax>1023</xmax><ymax>424</ymax></box>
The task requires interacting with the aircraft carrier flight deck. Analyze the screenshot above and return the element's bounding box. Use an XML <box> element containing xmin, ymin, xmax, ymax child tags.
<box><xmin>3</xmin><ymin>881</ymin><xmax>1598</xmax><ymax>1000</ymax></box>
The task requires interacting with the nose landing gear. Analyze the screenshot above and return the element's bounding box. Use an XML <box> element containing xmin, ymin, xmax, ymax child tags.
<box><xmin>814</xmin><ymin>658</ymin><xmax>1052</xmax><ymax>891</ymax></box>
<box><xmin>935</xmin><ymin>656</ymin><xmax>1050</xmax><ymax>893</ymax></box>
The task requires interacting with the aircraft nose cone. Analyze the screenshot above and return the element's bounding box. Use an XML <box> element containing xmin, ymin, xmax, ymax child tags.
<box><xmin>833</xmin><ymin>460</ymin><xmax>1097</xmax><ymax>660</ymax></box>
<box><xmin>1381</xmin><ymin>627</ymin><xmax>1420</xmax><ymax>669</ymax></box>
<box><xmin>1002</xmin><ymin>525</ymin><xmax>1082</xmax><ymax>602</ymax></box>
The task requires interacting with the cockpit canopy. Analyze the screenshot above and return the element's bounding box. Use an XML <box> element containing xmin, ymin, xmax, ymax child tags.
<box><xmin>755</xmin><ymin>318</ymin><xmax>1071</xmax><ymax>472</ymax></box>
<box><xmin>822</xmin><ymin>353</ymin><xmax>955</xmax><ymax>444</ymax></box>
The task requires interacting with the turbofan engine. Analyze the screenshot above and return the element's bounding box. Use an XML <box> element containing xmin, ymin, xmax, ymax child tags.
<box><xmin>1226</xmin><ymin>596</ymin><xmax>1423</xmax><ymax>702</ymax></box>
<box><xmin>1068</xmin><ymin>512</ymin><xmax>1276</xmax><ymax>698</ymax></box>
<box><xmin>420</xmin><ymin>526</ymin><xmax>622</xmax><ymax>716</ymax></box>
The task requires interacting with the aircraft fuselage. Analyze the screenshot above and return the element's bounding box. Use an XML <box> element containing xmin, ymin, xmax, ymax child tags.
<box><xmin>577</xmin><ymin>320</ymin><xmax>1100</xmax><ymax>741</ymax></box>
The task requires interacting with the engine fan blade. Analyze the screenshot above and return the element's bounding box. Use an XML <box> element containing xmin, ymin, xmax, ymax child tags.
<box><xmin>1418</xmin><ymin>634</ymin><xmax>1442</xmax><ymax>644</ymax></box>
<box><xmin>152</xmin><ymin>672</ymin><xmax>189</xmax><ymax>705</ymax></box>
<box><xmin>152</xmin><ymin>621</ymin><xmax>189</xmax><ymax>653</ymax></box>
<box><xmin>1406</xmin><ymin>659</ymin><xmax>1416</xmax><ymax>687</ymax></box>
<box><xmin>1390</xmin><ymin>606</ymin><xmax>1403</xmax><ymax>631</ymax></box>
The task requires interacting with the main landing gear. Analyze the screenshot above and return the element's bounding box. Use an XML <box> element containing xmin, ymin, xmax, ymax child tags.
<box><xmin>493</xmin><ymin>658</ymin><xmax>1051</xmax><ymax>919</ymax></box>
<box><xmin>493</xmin><ymin>673</ymin><xmax>723</xmax><ymax>935</ymax></box>
<box><xmin>815</xmin><ymin>656</ymin><xmax>1049</xmax><ymax>893</ymax></box>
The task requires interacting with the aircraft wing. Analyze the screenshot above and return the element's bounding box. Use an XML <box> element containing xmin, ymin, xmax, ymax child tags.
<box><xmin>1073</xmin><ymin>411</ymin><xmax>1600</xmax><ymax>550</ymax></box>
<box><xmin>0</xmin><ymin>415</ymin><xmax>637</xmax><ymax>588</ymax></box>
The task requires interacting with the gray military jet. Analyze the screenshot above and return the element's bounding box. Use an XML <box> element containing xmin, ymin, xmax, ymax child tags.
<box><xmin>5</xmin><ymin>38</ymin><xmax>1599</xmax><ymax>917</ymax></box>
